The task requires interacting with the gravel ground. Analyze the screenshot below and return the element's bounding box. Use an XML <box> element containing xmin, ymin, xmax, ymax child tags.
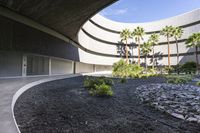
<box><xmin>14</xmin><ymin>76</ymin><xmax>200</xmax><ymax>133</ymax></box>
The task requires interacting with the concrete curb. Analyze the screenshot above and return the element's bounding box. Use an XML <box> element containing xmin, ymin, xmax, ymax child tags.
<box><xmin>11</xmin><ymin>74</ymin><xmax>82</xmax><ymax>133</ymax></box>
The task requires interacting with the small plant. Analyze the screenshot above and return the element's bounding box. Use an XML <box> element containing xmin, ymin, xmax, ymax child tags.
<box><xmin>165</xmin><ymin>75</ymin><xmax>193</xmax><ymax>84</ymax></box>
<box><xmin>99</xmin><ymin>76</ymin><xmax>114</xmax><ymax>86</ymax></box>
<box><xmin>89</xmin><ymin>83</ymin><xmax>113</xmax><ymax>96</ymax></box>
<box><xmin>181</xmin><ymin>62</ymin><xmax>196</xmax><ymax>74</ymax></box>
<box><xmin>120</xmin><ymin>77</ymin><xmax>127</xmax><ymax>83</ymax></box>
<box><xmin>164</xmin><ymin>66</ymin><xmax>174</xmax><ymax>74</ymax></box>
<box><xmin>196</xmin><ymin>81</ymin><xmax>200</xmax><ymax>86</ymax></box>
<box><xmin>83</xmin><ymin>76</ymin><xmax>114</xmax><ymax>97</ymax></box>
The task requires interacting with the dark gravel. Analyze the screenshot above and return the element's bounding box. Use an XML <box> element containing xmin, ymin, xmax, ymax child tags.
<box><xmin>14</xmin><ymin>76</ymin><xmax>200</xmax><ymax>133</ymax></box>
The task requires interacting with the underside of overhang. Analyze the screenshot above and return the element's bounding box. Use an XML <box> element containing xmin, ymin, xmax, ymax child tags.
<box><xmin>0</xmin><ymin>0</ymin><xmax>117</xmax><ymax>41</ymax></box>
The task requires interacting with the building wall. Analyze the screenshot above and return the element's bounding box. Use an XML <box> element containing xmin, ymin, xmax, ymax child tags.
<box><xmin>26</xmin><ymin>55</ymin><xmax>49</xmax><ymax>76</ymax></box>
<box><xmin>51</xmin><ymin>58</ymin><xmax>73</xmax><ymax>75</ymax></box>
<box><xmin>0</xmin><ymin>51</ymin><xmax>22</xmax><ymax>77</ymax></box>
<box><xmin>75</xmin><ymin>62</ymin><xmax>94</xmax><ymax>73</ymax></box>
<box><xmin>77</xmin><ymin>9</ymin><xmax>200</xmax><ymax>66</ymax></box>
<box><xmin>0</xmin><ymin>15</ymin><xmax>80</xmax><ymax>62</ymax></box>
<box><xmin>95</xmin><ymin>65</ymin><xmax>112</xmax><ymax>72</ymax></box>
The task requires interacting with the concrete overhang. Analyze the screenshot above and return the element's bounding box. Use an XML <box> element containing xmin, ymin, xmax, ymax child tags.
<box><xmin>0</xmin><ymin>0</ymin><xmax>117</xmax><ymax>41</ymax></box>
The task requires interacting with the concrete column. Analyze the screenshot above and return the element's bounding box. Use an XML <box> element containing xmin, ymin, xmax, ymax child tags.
<box><xmin>49</xmin><ymin>58</ymin><xmax>52</xmax><ymax>75</ymax></box>
<box><xmin>22</xmin><ymin>55</ymin><xmax>27</xmax><ymax>77</ymax></box>
<box><xmin>93</xmin><ymin>64</ymin><xmax>96</xmax><ymax>72</ymax></box>
<box><xmin>73</xmin><ymin>62</ymin><xmax>76</xmax><ymax>74</ymax></box>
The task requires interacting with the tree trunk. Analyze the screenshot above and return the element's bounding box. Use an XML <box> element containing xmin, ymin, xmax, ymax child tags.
<box><xmin>175</xmin><ymin>38</ymin><xmax>179</xmax><ymax>65</ymax></box>
<box><xmin>196</xmin><ymin>46</ymin><xmax>199</xmax><ymax>74</ymax></box>
<box><xmin>145</xmin><ymin>55</ymin><xmax>147</xmax><ymax>73</ymax></box>
<box><xmin>167</xmin><ymin>36</ymin><xmax>171</xmax><ymax>68</ymax></box>
<box><xmin>125</xmin><ymin>39</ymin><xmax>128</xmax><ymax>64</ymax></box>
<box><xmin>152</xmin><ymin>46</ymin><xmax>155</xmax><ymax>69</ymax></box>
<box><xmin>138</xmin><ymin>38</ymin><xmax>141</xmax><ymax>66</ymax></box>
<box><xmin>175</xmin><ymin>38</ymin><xmax>180</xmax><ymax>74</ymax></box>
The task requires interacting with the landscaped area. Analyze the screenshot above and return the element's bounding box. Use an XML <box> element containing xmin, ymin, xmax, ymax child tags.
<box><xmin>14</xmin><ymin>76</ymin><xmax>200</xmax><ymax>133</ymax></box>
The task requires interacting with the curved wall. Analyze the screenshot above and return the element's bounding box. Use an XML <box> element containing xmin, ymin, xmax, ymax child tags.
<box><xmin>1</xmin><ymin>7</ymin><xmax>200</xmax><ymax>77</ymax></box>
<box><xmin>78</xmin><ymin>9</ymin><xmax>200</xmax><ymax>66</ymax></box>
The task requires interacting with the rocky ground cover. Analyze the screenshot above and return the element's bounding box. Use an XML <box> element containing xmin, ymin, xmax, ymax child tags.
<box><xmin>136</xmin><ymin>83</ymin><xmax>200</xmax><ymax>123</ymax></box>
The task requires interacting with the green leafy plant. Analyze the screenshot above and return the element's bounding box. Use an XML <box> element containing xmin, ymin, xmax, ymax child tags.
<box><xmin>161</xmin><ymin>26</ymin><xmax>174</xmax><ymax>68</ymax></box>
<box><xmin>196</xmin><ymin>81</ymin><xmax>200</xmax><ymax>86</ymax></box>
<box><xmin>164</xmin><ymin>66</ymin><xmax>174</xmax><ymax>74</ymax></box>
<box><xmin>141</xmin><ymin>41</ymin><xmax>152</xmax><ymax>72</ymax></box>
<box><xmin>165</xmin><ymin>75</ymin><xmax>193</xmax><ymax>84</ymax></box>
<box><xmin>129</xmin><ymin>64</ymin><xmax>144</xmax><ymax>78</ymax></box>
<box><xmin>83</xmin><ymin>76</ymin><xmax>114</xmax><ymax>97</ymax></box>
<box><xmin>186</xmin><ymin>33</ymin><xmax>200</xmax><ymax>74</ymax></box>
<box><xmin>132</xmin><ymin>26</ymin><xmax>145</xmax><ymax>65</ymax></box>
<box><xmin>89</xmin><ymin>83</ymin><xmax>113</xmax><ymax>96</ymax></box>
<box><xmin>144</xmin><ymin>68</ymin><xmax>157</xmax><ymax>78</ymax></box>
<box><xmin>120</xmin><ymin>77</ymin><xmax>127</xmax><ymax>83</ymax></box>
<box><xmin>98</xmin><ymin>76</ymin><xmax>114</xmax><ymax>86</ymax></box>
<box><xmin>172</xmin><ymin>65</ymin><xmax>182</xmax><ymax>74</ymax></box>
<box><xmin>149</xmin><ymin>33</ymin><xmax>160</xmax><ymax>69</ymax></box>
<box><xmin>120</xmin><ymin>29</ymin><xmax>132</xmax><ymax>63</ymax></box>
<box><xmin>181</xmin><ymin>61</ymin><xmax>196</xmax><ymax>74</ymax></box>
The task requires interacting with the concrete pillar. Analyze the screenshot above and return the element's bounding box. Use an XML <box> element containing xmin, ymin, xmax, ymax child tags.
<box><xmin>73</xmin><ymin>62</ymin><xmax>76</xmax><ymax>74</ymax></box>
<box><xmin>22</xmin><ymin>55</ymin><xmax>27</xmax><ymax>77</ymax></box>
<box><xmin>49</xmin><ymin>58</ymin><xmax>52</xmax><ymax>75</ymax></box>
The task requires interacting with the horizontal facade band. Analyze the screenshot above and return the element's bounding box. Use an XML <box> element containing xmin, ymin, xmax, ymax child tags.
<box><xmin>89</xmin><ymin>19</ymin><xmax>200</xmax><ymax>35</ymax></box>
<box><xmin>81</xmin><ymin>28</ymin><xmax>187</xmax><ymax>46</ymax></box>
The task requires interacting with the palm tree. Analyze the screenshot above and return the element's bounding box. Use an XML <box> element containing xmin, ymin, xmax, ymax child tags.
<box><xmin>186</xmin><ymin>33</ymin><xmax>200</xmax><ymax>74</ymax></box>
<box><xmin>120</xmin><ymin>29</ymin><xmax>132</xmax><ymax>63</ymax></box>
<box><xmin>149</xmin><ymin>33</ymin><xmax>159</xmax><ymax>69</ymax></box>
<box><xmin>132</xmin><ymin>27</ymin><xmax>145</xmax><ymax>66</ymax></box>
<box><xmin>161</xmin><ymin>26</ymin><xmax>174</xmax><ymax>68</ymax></box>
<box><xmin>172</xmin><ymin>27</ymin><xmax>183</xmax><ymax>65</ymax></box>
<box><xmin>141</xmin><ymin>41</ymin><xmax>152</xmax><ymax>72</ymax></box>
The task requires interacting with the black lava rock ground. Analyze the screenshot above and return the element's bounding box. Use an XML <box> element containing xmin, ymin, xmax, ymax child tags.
<box><xmin>14</xmin><ymin>76</ymin><xmax>200</xmax><ymax>133</ymax></box>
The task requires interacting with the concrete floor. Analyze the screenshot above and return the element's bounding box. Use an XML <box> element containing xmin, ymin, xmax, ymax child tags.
<box><xmin>0</xmin><ymin>75</ymin><xmax>80</xmax><ymax>133</ymax></box>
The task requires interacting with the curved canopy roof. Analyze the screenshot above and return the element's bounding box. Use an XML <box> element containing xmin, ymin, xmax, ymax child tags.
<box><xmin>0</xmin><ymin>0</ymin><xmax>117</xmax><ymax>41</ymax></box>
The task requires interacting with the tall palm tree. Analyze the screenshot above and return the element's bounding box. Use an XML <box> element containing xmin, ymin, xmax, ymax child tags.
<box><xmin>172</xmin><ymin>27</ymin><xmax>184</xmax><ymax>65</ymax></box>
<box><xmin>141</xmin><ymin>41</ymin><xmax>152</xmax><ymax>72</ymax></box>
<box><xmin>149</xmin><ymin>33</ymin><xmax>159</xmax><ymax>69</ymax></box>
<box><xmin>161</xmin><ymin>26</ymin><xmax>174</xmax><ymax>68</ymax></box>
<box><xmin>120</xmin><ymin>29</ymin><xmax>132</xmax><ymax>63</ymax></box>
<box><xmin>186</xmin><ymin>33</ymin><xmax>200</xmax><ymax>74</ymax></box>
<box><xmin>132</xmin><ymin>27</ymin><xmax>145</xmax><ymax>66</ymax></box>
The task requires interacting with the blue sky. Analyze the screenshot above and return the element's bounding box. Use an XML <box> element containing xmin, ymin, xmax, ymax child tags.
<box><xmin>100</xmin><ymin>0</ymin><xmax>200</xmax><ymax>23</ymax></box>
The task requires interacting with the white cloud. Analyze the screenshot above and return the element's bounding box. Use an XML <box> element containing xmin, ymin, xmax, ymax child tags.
<box><xmin>100</xmin><ymin>8</ymin><xmax>128</xmax><ymax>16</ymax></box>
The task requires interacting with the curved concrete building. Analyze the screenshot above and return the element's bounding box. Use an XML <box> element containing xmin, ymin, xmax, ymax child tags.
<box><xmin>0</xmin><ymin>0</ymin><xmax>199</xmax><ymax>78</ymax></box>
<box><xmin>78</xmin><ymin>9</ymin><xmax>200</xmax><ymax>66</ymax></box>
<box><xmin>0</xmin><ymin>1</ymin><xmax>200</xmax><ymax>132</ymax></box>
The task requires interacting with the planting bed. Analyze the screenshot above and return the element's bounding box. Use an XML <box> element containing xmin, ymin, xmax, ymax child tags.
<box><xmin>14</xmin><ymin>76</ymin><xmax>200</xmax><ymax>133</ymax></box>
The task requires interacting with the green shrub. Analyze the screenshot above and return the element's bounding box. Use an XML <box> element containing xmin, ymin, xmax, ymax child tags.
<box><xmin>145</xmin><ymin>68</ymin><xmax>157</xmax><ymax>78</ymax></box>
<box><xmin>181</xmin><ymin>62</ymin><xmax>196</xmax><ymax>74</ymax></box>
<box><xmin>120</xmin><ymin>77</ymin><xmax>127</xmax><ymax>83</ymax></box>
<box><xmin>165</xmin><ymin>75</ymin><xmax>193</xmax><ymax>84</ymax></box>
<box><xmin>129</xmin><ymin>64</ymin><xmax>144</xmax><ymax>78</ymax></box>
<box><xmin>83</xmin><ymin>76</ymin><xmax>114</xmax><ymax>97</ymax></box>
<box><xmin>173</xmin><ymin>65</ymin><xmax>182</xmax><ymax>74</ymax></box>
<box><xmin>196</xmin><ymin>81</ymin><xmax>200</xmax><ymax>86</ymax></box>
<box><xmin>112</xmin><ymin>59</ymin><xmax>144</xmax><ymax>78</ymax></box>
<box><xmin>89</xmin><ymin>83</ymin><xmax>113</xmax><ymax>96</ymax></box>
<box><xmin>98</xmin><ymin>76</ymin><xmax>114</xmax><ymax>86</ymax></box>
<box><xmin>164</xmin><ymin>66</ymin><xmax>174</xmax><ymax>74</ymax></box>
